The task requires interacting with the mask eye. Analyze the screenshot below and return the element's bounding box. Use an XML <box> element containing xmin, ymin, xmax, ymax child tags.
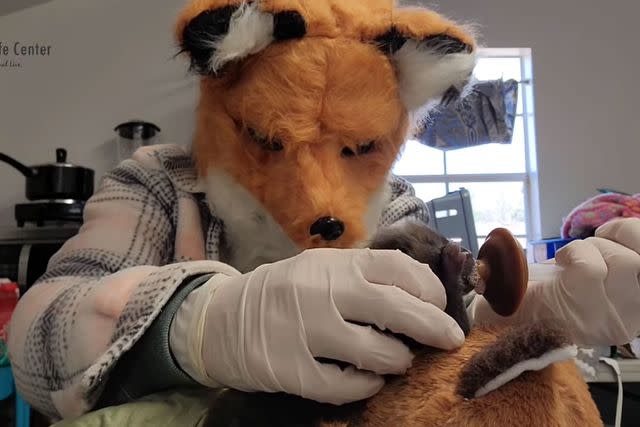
<box><xmin>342</xmin><ymin>141</ymin><xmax>376</xmax><ymax>158</ymax></box>
<box><xmin>341</xmin><ymin>147</ymin><xmax>356</xmax><ymax>158</ymax></box>
<box><xmin>357</xmin><ymin>141</ymin><xmax>375</xmax><ymax>155</ymax></box>
<box><xmin>248</xmin><ymin>127</ymin><xmax>284</xmax><ymax>152</ymax></box>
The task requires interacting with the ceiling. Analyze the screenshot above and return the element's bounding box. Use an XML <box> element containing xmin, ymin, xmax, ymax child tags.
<box><xmin>0</xmin><ymin>0</ymin><xmax>55</xmax><ymax>17</ymax></box>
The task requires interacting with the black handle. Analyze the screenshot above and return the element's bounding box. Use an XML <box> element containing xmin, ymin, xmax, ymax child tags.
<box><xmin>0</xmin><ymin>153</ymin><xmax>35</xmax><ymax>177</ymax></box>
<box><xmin>56</xmin><ymin>148</ymin><xmax>67</xmax><ymax>163</ymax></box>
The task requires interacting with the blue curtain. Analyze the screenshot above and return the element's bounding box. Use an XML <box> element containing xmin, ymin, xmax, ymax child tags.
<box><xmin>416</xmin><ymin>79</ymin><xmax>519</xmax><ymax>150</ymax></box>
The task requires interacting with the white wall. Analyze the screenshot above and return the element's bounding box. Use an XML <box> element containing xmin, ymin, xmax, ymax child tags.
<box><xmin>0</xmin><ymin>0</ymin><xmax>55</xmax><ymax>17</ymax></box>
<box><xmin>427</xmin><ymin>0</ymin><xmax>640</xmax><ymax>238</ymax></box>
<box><xmin>2</xmin><ymin>0</ymin><xmax>639</xmax><ymax>237</ymax></box>
<box><xmin>0</xmin><ymin>0</ymin><xmax>198</xmax><ymax>227</ymax></box>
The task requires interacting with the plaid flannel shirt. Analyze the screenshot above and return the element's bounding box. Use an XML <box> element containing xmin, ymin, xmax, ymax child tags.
<box><xmin>7</xmin><ymin>144</ymin><xmax>429</xmax><ymax>420</ymax></box>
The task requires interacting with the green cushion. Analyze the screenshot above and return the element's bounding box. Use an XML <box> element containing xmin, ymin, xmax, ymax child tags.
<box><xmin>53</xmin><ymin>389</ymin><xmax>212</xmax><ymax>427</ymax></box>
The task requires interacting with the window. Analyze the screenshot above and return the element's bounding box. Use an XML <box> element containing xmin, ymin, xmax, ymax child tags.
<box><xmin>393</xmin><ymin>48</ymin><xmax>539</xmax><ymax>250</ymax></box>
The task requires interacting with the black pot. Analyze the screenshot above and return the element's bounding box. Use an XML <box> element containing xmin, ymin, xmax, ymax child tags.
<box><xmin>0</xmin><ymin>148</ymin><xmax>95</xmax><ymax>201</ymax></box>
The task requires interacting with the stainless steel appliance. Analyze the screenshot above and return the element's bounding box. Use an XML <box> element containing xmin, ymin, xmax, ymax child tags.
<box><xmin>0</xmin><ymin>225</ymin><xmax>79</xmax><ymax>295</ymax></box>
<box><xmin>114</xmin><ymin>121</ymin><xmax>161</xmax><ymax>163</ymax></box>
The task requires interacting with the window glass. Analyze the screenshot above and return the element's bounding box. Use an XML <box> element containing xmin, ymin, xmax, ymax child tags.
<box><xmin>449</xmin><ymin>182</ymin><xmax>527</xmax><ymax>237</ymax></box>
<box><xmin>473</xmin><ymin>57</ymin><xmax>522</xmax><ymax>81</ymax></box>
<box><xmin>477</xmin><ymin>236</ymin><xmax>528</xmax><ymax>250</ymax></box>
<box><xmin>392</xmin><ymin>139</ymin><xmax>444</xmax><ymax>175</ymax></box>
<box><xmin>411</xmin><ymin>183</ymin><xmax>448</xmax><ymax>204</ymax></box>
<box><xmin>517</xmin><ymin>87</ymin><xmax>524</xmax><ymax>115</ymax></box>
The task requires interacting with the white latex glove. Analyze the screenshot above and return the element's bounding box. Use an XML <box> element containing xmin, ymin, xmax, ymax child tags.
<box><xmin>469</xmin><ymin>218</ymin><xmax>640</xmax><ymax>346</ymax></box>
<box><xmin>170</xmin><ymin>248</ymin><xmax>464</xmax><ymax>405</ymax></box>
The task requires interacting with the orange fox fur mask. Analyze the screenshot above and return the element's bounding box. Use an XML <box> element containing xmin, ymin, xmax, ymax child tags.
<box><xmin>175</xmin><ymin>0</ymin><xmax>476</xmax><ymax>272</ymax></box>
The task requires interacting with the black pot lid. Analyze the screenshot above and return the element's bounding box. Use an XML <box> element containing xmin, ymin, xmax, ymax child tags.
<box><xmin>32</xmin><ymin>148</ymin><xmax>91</xmax><ymax>170</ymax></box>
<box><xmin>115</xmin><ymin>120</ymin><xmax>161</xmax><ymax>140</ymax></box>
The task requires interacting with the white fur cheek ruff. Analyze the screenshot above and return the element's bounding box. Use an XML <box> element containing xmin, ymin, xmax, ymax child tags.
<box><xmin>393</xmin><ymin>40</ymin><xmax>477</xmax><ymax>111</ymax></box>
<box><xmin>201</xmin><ymin>169</ymin><xmax>300</xmax><ymax>273</ymax></box>
<box><xmin>362</xmin><ymin>179</ymin><xmax>393</xmax><ymax>243</ymax></box>
<box><xmin>474</xmin><ymin>345</ymin><xmax>579</xmax><ymax>398</ymax></box>
<box><xmin>206</xmin><ymin>2</ymin><xmax>275</xmax><ymax>73</ymax></box>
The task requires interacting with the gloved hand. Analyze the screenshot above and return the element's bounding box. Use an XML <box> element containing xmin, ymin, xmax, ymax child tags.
<box><xmin>170</xmin><ymin>248</ymin><xmax>464</xmax><ymax>405</ymax></box>
<box><xmin>469</xmin><ymin>218</ymin><xmax>640</xmax><ymax>346</ymax></box>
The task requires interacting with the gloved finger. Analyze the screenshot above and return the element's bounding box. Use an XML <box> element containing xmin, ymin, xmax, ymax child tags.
<box><xmin>588</xmin><ymin>236</ymin><xmax>640</xmax><ymax>275</ymax></box>
<box><xmin>355</xmin><ymin>249</ymin><xmax>446</xmax><ymax>310</ymax></box>
<box><xmin>527</xmin><ymin>262</ymin><xmax>562</xmax><ymax>283</ymax></box>
<box><xmin>585</xmin><ymin>237</ymin><xmax>640</xmax><ymax>322</ymax></box>
<box><xmin>595</xmin><ymin>218</ymin><xmax>640</xmax><ymax>254</ymax></box>
<box><xmin>309</xmin><ymin>321</ymin><xmax>414</xmax><ymax>375</ymax></box>
<box><xmin>337</xmin><ymin>284</ymin><xmax>465</xmax><ymax>350</ymax></box>
<box><xmin>555</xmin><ymin>239</ymin><xmax>607</xmax><ymax>285</ymax></box>
<box><xmin>302</xmin><ymin>364</ymin><xmax>385</xmax><ymax>405</ymax></box>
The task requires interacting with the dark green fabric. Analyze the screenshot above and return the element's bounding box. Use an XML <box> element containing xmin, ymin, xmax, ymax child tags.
<box><xmin>95</xmin><ymin>273</ymin><xmax>215</xmax><ymax>410</ymax></box>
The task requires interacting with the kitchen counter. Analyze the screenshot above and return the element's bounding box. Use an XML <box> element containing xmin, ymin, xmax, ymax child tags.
<box><xmin>0</xmin><ymin>224</ymin><xmax>79</xmax><ymax>244</ymax></box>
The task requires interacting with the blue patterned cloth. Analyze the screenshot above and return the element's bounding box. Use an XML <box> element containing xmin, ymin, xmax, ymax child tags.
<box><xmin>417</xmin><ymin>79</ymin><xmax>519</xmax><ymax>150</ymax></box>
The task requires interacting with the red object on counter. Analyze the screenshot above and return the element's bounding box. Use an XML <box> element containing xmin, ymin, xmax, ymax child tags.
<box><xmin>0</xmin><ymin>280</ymin><xmax>19</xmax><ymax>342</ymax></box>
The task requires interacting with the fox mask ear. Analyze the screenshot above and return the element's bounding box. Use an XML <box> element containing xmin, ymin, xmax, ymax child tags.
<box><xmin>177</xmin><ymin>2</ymin><xmax>306</xmax><ymax>75</ymax></box>
<box><xmin>376</xmin><ymin>30</ymin><xmax>476</xmax><ymax>110</ymax></box>
<box><xmin>176</xmin><ymin>1</ymin><xmax>476</xmax><ymax>111</ymax></box>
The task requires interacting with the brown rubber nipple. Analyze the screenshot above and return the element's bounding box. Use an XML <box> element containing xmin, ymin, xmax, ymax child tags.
<box><xmin>474</xmin><ymin>228</ymin><xmax>528</xmax><ymax>316</ymax></box>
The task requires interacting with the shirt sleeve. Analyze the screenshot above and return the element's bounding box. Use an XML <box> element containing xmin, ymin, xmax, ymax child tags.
<box><xmin>6</xmin><ymin>155</ymin><xmax>234</xmax><ymax>421</ymax></box>
<box><xmin>94</xmin><ymin>273</ymin><xmax>216</xmax><ymax>410</ymax></box>
<box><xmin>379</xmin><ymin>175</ymin><xmax>430</xmax><ymax>227</ymax></box>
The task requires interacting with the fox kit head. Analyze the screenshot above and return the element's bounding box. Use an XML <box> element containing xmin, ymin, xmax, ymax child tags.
<box><xmin>176</xmin><ymin>0</ymin><xmax>476</xmax><ymax>271</ymax></box>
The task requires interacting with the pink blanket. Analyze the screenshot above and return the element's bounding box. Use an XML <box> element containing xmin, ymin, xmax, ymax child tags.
<box><xmin>562</xmin><ymin>193</ymin><xmax>640</xmax><ymax>238</ymax></box>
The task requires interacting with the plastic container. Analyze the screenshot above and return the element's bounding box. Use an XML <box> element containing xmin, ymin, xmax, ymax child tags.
<box><xmin>0</xmin><ymin>366</ymin><xmax>13</xmax><ymax>400</ymax></box>
<box><xmin>529</xmin><ymin>238</ymin><xmax>577</xmax><ymax>263</ymax></box>
<box><xmin>114</xmin><ymin>121</ymin><xmax>161</xmax><ymax>163</ymax></box>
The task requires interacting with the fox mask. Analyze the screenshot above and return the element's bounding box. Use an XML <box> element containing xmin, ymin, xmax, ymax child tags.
<box><xmin>175</xmin><ymin>0</ymin><xmax>477</xmax><ymax>271</ymax></box>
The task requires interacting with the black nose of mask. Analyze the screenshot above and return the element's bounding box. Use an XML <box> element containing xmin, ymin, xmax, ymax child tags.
<box><xmin>310</xmin><ymin>217</ymin><xmax>345</xmax><ymax>241</ymax></box>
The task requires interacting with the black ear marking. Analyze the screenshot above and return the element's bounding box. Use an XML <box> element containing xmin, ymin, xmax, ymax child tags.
<box><xmin>273</xmin><ymin>10</ymin><xmax>306</xmax><ymax>40</ymax></box>
<box><xmin>181</xmin><ymin>7</ymin><xmax>306</xmax><ymax>75</ymax></box>
<box><xmin>422</xmin><ymin>34</ymin><xmax>473</xmax><ymax>55</ymax></box>
<box><xmin>374</xmin><ymin>29</ymin><xmax>472</xmax><ymax>56</ymax></box>
<box><xmin>181</xmin><ymin>5</ymin><xmax>239</xmax><ymax>74</ymax></box>
<box><xmin>374</xmin><ymin>27</ymin><xmax>407</xmax><ymax>55</ymax></box>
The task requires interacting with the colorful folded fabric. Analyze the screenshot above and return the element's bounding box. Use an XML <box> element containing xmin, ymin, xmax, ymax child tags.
<box><xmin>562</xmin><ymin>193</ymin><xmax>640</xmax><ymax>238</ymax></box>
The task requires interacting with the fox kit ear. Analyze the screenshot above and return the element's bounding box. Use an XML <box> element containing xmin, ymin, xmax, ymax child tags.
<box><xmin>378</xmin><ymin>10</ymin><xmax>478</xmax><ymax>111</ymax></box>
<box><xmin>177</xmin><ymin>2</ymin><xmax>306</xmax><ymax>75</ymax></box>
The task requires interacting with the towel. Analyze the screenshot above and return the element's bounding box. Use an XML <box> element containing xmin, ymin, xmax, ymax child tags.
<box><xmin>562</xmin><ymin>193</ymin><xmax>640</xmax><ymax>239</ymax></box>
